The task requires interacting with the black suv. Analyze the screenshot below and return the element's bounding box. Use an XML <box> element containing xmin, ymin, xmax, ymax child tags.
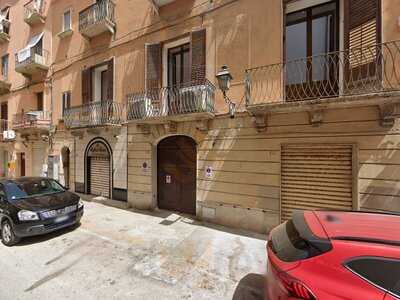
<box><xmin>0</xmin><ymin>177</ymin><xmax>84</xmax><ymax>246</ymax></box>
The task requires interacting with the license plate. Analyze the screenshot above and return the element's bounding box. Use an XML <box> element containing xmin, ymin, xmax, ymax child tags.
<box><xmin>54</xmin><ymin>215</ymin><xmax>69</xmax><ymax>223</ymax></box>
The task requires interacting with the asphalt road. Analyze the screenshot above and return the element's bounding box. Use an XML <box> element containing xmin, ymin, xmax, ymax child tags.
<box><xmin>0</xmin><ymin>201</ymin><xmax>266</xmax><ymax>300</ymax></box>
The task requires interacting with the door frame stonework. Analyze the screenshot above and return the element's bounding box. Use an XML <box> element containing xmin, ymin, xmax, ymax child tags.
<box><xmin>84</xmin><ymin>137</ymin><xmax>113</xmax><ymax>198</ymax></box>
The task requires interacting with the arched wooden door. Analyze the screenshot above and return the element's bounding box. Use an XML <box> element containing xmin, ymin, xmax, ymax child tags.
<box><xmin>157</xmin><ymin>136</ymin><xmax>196</xmax><ymax>215</ymax></box>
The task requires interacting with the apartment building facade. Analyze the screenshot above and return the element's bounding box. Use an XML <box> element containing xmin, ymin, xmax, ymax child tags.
<box><xmin>0</xmin><ymin>0</ymin><xmax>51</xmax><ymax>180</ymax></box>
<box><xmin>0</xmin><ymin>0</ymin><xmax>398</xmax><ymax>233</ymax></box>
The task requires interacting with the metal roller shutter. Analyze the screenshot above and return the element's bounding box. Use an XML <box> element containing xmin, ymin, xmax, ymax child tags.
<box><xmin>90</xmin><ymin>157</ymin><xmax>110</xmax><ymax>198</ymax></box>
<box><xmin>281</xmin><ymin>144</ymin><xmax>354</xmax><ymax>222</ymax></box>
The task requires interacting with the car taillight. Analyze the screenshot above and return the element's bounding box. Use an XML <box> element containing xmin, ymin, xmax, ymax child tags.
<box><xmin>277</xmin><ymin>270</ymin><xmax>316</xmax><ymax>300</ymax></box>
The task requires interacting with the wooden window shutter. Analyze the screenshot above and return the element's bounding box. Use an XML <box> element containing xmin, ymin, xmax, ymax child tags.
<box><xmin>145</xmin><ymin>43</ymin><xmax>162</xmax><ymax>89</ymax></box>
<box><xmin>1</xmin><ymin>103</ymin><xmax>7</xmax><ymax>120</ymax></box>
<box><xmin>107</xmin><ymin>58</ymin><xmax>114</xmax><ymax>101</ymax></box>
<box><xmin>190</xmin><ymin>29</ymin><xmax>206</xmax><ymax>84</ymax></box>
<box><xmin>82</xmin><ymin>68</ymin><xmax>92</xmax><ymax>104</ymax></box>
<box><xmin>344</xmin><ymin>0</ymin><xmax>381</xmax><ymax>81</ymax></box>
<box><xmin>62</xmin><ymin>91</ymin><xmax>71</xmax><ymax>117</ymax></box>
<box><xmin>345</xmin><ymin>0</ymin><xmax>381</xmax><ymax>50</ymax></box>
<box><xmin>67</xmin><ymin>91</ymin><xmax>71</xmax><ymax>108</ymax></box>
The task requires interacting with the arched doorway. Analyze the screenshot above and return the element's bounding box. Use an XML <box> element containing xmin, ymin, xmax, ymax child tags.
<box><xmin>86</xmin><ymin>140</ymin><xmax>112</xmax><ymax>198</ymax></box>
<box><xmin>157</xmin><ymin>135</ymin><xmax>196</xmax><ymax>215</ymax></box>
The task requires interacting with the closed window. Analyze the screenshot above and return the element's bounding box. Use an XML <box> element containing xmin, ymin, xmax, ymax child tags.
<box><xmin>285</xmin><ymin>1</ymin><xmax>338</xmax><ymax>85</ymax></box>
<box><xmin>345</xmin><ymin>257</ymin><xmax>400</xmax><ymax>297</ymax></box>
<box><xmin>167</xmin><ymin>43</ymin><xmax>191</xmax><ymax>87</ymax></box>
<box><xmin>63</xmin><ymin>10</ymin><xmax>71</xmax><ymax>31</ymax></box>
<box><xmin>62</xmin><ymin>91</ymin><xmax>71</xmax><ymax>117</ymax></box>
<box><xmin>1</xmin><ymin>54</ymin><xmax>8</xmax><ymax>79</ymax></box>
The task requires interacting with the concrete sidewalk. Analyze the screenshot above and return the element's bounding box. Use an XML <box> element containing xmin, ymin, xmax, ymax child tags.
<box><xmin>0</xmin><ymin>200</ymin><xmax>267</xmax><ymax>299</ymax></box>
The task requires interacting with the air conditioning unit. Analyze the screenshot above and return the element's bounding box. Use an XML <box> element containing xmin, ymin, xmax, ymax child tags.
<box><xmin>3</xmin><ymin>130</ymin><xmax>15</xmax><ymax>140</ymax></box>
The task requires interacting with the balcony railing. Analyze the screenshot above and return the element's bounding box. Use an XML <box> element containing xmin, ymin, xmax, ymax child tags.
<box><xmin>24</xmin><ymin>0</ymin><xmax>45</xmax><ymax>25</ymax></box>
<box><xmin>246</xmin><ymin>41</ymin><xmax>400</xmax><ymax>106</ymax></box>
<box><xmin>64</xmin><ymin>100</ymin><xmax>125</xmax><ymax>129</ymax></box>
<box><xmin>127</xmin><ymin>80</ymin><xmax>216</xmax><ymax>121</ymax></box>
<box><xmin>15</xmin><ymin>47</ymin><xmax>49</xmax><ymax>76</ymax></box>
<box><xmin>79</xmin><ymin>0</ymin><xmax>115</xmax><ymax>38</ymax></box>
<box><xmin>12</xmin><ymin>111</ymin><xmax>51</xmax><ymax>131</ymax></box>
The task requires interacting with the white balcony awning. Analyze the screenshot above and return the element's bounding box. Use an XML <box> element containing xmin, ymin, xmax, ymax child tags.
<box><xmin>17</xmin><ymin>32</ymin><xmax>43</xmax><ymax>63</ymax></box>
<box><xmin>0</xmin><ymin>6</ymin><xmax>10</xmax><ymax>31</ymax></box>
<box><xmin>149</xmin><ymin>0</ymin><xmax>176</xmax><ymax>13</ymax></box>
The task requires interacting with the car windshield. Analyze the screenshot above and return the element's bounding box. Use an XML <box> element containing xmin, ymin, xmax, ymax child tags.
<box><xmin>4</xmin><ymin>179</ymin><xmax>65</xmax><ymax>200</ymax></box>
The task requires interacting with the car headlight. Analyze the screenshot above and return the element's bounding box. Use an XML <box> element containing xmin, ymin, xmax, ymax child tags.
<box><xmin>18</xmin><ymin>210</ymin><xmax>39</xmax><ymax>221</ymax></box>
<box><xmin>78</xmin><ymin>199</ymin><xmax>84</xmax><ymax>209</ymax></box>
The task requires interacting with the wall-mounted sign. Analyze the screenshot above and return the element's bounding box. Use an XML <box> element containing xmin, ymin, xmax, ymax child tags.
<box><xmin>88</xmin><ymin>143</ymin><xmax>109</xmax><ymax>158</ymax></box>
<box><xmin>166</xmin><ymin>174</ymin><xmax>172</xmax><ymax>184</ymax></box>
<box><xmin>142</xmin><ymin>161</ymin><xmax>150</xmax><ymax>173</ymax></box>
<box><xmin>205</xmin><ymin>166</ymin><xmax>213</xmax><ymax>178</ymax></box>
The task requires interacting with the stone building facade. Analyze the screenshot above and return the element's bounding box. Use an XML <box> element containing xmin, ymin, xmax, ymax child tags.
<box><xmin>0</xmin><ymin>0</ymin><xmax>399</xmax><ymax>233</ymax></box>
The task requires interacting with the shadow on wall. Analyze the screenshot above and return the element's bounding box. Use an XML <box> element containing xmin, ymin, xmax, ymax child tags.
<box><xmin>359</xmin><ymin>137</ymin><xmax>400</xmax><ymax>213</ymax></box>
<box><xmin>232</xmin><ymin>273</ymin><xmax>265</xmax><ymax>300</ymax></box>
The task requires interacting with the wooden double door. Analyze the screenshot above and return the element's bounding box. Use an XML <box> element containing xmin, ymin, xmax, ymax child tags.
<box><xmin>157</xmin><ymin>136</ymin><xmax>196</xmax><ymax>215</ymax></box>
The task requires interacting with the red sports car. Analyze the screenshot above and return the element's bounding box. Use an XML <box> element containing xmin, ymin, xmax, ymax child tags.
<box><xmin>266</xmin><ymin>211</ymin><xmax>400</xmax><ymax>300</ymax></box>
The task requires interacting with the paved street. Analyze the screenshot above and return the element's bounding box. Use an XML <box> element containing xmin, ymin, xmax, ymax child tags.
<box><xmin>0</xmin><ymin>201</ymin><xmax>266</xmax><ymax>300</ymax></box>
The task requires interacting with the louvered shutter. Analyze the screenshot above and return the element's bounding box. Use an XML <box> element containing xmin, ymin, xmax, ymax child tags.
<box><xmin>82</xmin><ymin>68</ymin><xmax>92</xmax><ymax>103</ymax></box>
<box><xmin>107</xmin><ymin>58</ymin><xmax>114</xmax><ymax>101</ymax></box>
<box><xmin>190</xmin><ymin>29</ymin><xmax>206</xmax><ymax>84</ymax></box>
<box><xmin>281</xmin><ymin>144</ymin><xmax>354</xmax><ymax>222</ymax></box>
<box><xmin>90</xmin><ymin>157</ymin><xmax>110</xmax><ymax>198</ymax></box>
<box><xmin>145</xmin><ymin>43</ymin><xmax>162</xmax><ymax>89</ymax></box>
<box><xmin>62</xmin><ymin>92</ymin><xmax>71</xmax><ymax>117</ymax></box>
<box><xmin>344</xmin><ymin>0</ymin><xmax>381</xmax><ymax>82</ymax></box>
<box><xmin>1</xmin><ymin>103</ymin><xmax>7</xmax><ymax>120</ymax></box>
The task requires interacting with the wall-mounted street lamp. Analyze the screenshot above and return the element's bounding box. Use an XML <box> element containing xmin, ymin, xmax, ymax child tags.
<box><xmin>216</xmin><ymin>65</ymin><xmax>236</xmax><ymax>119</ymax></box>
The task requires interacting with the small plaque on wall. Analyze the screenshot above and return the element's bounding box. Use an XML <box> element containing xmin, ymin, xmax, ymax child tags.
<box><xmin>205</xmin><ymin>166</ymin><xmax>213</xmax><ymax>178</ymax></box>
<box><xmin>142</xmin><ymin>161</ymin><xmax>150</xmax><ymax>173</ymax></box>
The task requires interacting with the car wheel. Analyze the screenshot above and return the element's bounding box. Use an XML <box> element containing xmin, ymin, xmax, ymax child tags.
<box><xmin>1</xmin><ymin>220</ymin><xmax>20</xmax><ymax>246</ymax></box>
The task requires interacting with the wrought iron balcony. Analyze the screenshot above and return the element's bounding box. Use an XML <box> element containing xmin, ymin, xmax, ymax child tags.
<box><xmin>79</xmin><ymin>0</ymin><xmax>115</xmax><ymax>39</ymax></box>
<box><xmin>246</xmin><ymin>41</ymin><xmax>400</xmax><ymax>109</ymax></box>
<box><xmin>12</xmin><ymin>111</ymin><xmax>51</xmax><ymax>134</ymax></box>
<box><xmin>15</xmin><ymin>47</ymin><xmax>49</xmax><ymax>77</ymax></box>
<box><xmin>127</xmin><ymin>80</ymin><xmax>215</xmax><ymax>123</ymax></box>
<box><xmin>24</xmin><ymin>0</ymin><xmax>45</xmax><ymax>25</ymax></box>
<box><xmin>64</xmin><ymin>100</ymin><xmax>125</xmax><ymax>129</ymax></box>
<box><xmin>0</xmin><ymin>75</ymin><xmax>11</xmax><ymax>95</ymax></box>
